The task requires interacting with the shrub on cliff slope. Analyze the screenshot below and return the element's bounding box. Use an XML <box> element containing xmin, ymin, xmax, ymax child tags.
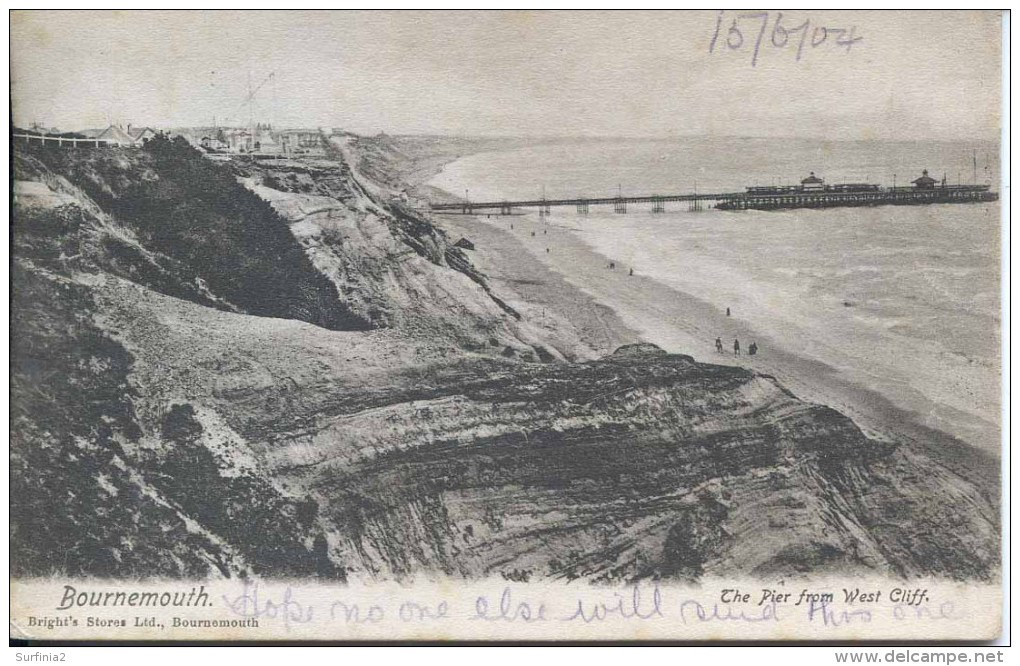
<box><xmin>9</xmin><ymin>264</ymin><xmax>217</xmax><ymax>577</ymax></box>
<box><xmin>24</xmin><ymin>136</ymin><xmax>370</xmax><ymax>331</ymax></box>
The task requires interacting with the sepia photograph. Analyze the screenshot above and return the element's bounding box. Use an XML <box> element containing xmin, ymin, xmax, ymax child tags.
<box><xmin>9</xmin><ymin>9</ymin><xmax>1007</xmax><ymax>645</ymax></box>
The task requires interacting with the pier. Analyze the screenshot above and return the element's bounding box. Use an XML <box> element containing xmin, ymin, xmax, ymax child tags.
<box><xmin>715</xmin><ymin>185</ymin><xmax>997</xmax><ymax>210</ymax></box>
<box><xmin>431</xmin><ymin>191</ymin><xmax>743</xmax><ymax>215</ymax></box>
<box><xmin>430</xmin><ymin>184</ymin><xmax>996</xmax><ymax>215</ymax></box>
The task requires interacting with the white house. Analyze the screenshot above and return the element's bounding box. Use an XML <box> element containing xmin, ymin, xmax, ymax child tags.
<box><xmin>94</xmin><ymin>124</ymin><xmax>136</xmax><ymax>146</ymax></box>
<box><xmin>129</xmin><ymin>125</ymin><xmax>158</xmax><ymax>145</ymax></box>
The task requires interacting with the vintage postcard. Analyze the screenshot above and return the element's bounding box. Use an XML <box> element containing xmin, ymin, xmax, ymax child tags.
<box><xmin>9</xmin><ymin>10</ymin><xmax>1005</xmax><ymax>642</ymax></box>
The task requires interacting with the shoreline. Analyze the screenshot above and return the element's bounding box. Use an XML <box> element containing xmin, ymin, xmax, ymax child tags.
<box><xmin>397</xmin><ymin>137</ymin><xmax>997</xmax><ymax>481</ymax></box>
<box><xmin>427</xmin><ymin>203</ymin><xmax>999</xmax><ymax>499</ymax></box>
<box><xmin>432</xmin><ymin>210</ymin><xmax>641</xmax><ymax>361</ymax></box>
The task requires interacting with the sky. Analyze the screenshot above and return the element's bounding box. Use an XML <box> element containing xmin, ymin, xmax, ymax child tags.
<box><xmin>10</xmin><ymin>10</ymin><xmax>1003</xmax><ymax>141</ymax></box>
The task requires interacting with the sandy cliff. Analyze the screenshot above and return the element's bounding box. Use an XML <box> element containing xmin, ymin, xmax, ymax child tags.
<box><xmin>10</xmin><ymin>135</ymin><xmax>999</xmax><ymax>583</ymax></box>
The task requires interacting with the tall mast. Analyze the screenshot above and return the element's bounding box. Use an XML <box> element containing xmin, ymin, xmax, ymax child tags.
<box><xmin>248</xmin><ymin>70</ymin><xmax>254</xmax><ymax>150</ymax></box>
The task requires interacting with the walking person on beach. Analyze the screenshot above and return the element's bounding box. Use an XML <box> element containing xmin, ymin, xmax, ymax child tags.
<box><xmin>749</xmin><ymin>341</ymin><xmax>758</xmax><ymax>356</ymax></box>
<box><xmin>715</xmin><ymin>337</ymin><xmax>723</xmax><ymax>354</ymax></box>
<box><xmin>733</xmin><ymin>339</ymin><xmax>740</xmax><ymax>356</ymax></box>
<box><xmin>726</xmin><ymin>307</ymin><xmax>731</xmax><ymax>317</ymax></box>
<box><xmin>629</xmin><ymin>268</ymin><xmax>634</xmax><ymax>276</ymax></box>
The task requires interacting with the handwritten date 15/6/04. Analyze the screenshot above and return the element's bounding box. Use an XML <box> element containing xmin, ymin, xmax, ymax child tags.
<box><xmin>709</xmin><ymin>11</ymin><xmax>863</xmax><ymax>67</ymax></box>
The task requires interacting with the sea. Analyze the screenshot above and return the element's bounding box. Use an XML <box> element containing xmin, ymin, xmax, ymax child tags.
<box><xmin>429</xmin><ymin>137</ymin><xmax>1002</xmax><ymax>452</ymax></box>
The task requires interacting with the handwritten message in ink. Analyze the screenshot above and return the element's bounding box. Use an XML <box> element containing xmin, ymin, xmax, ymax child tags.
<box><xmin>214</xmin><ymin>583</ymin><xmax>963</xmax><ymax>634</ymax></box>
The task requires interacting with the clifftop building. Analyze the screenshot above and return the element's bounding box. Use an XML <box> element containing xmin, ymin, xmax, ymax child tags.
<box><xmin>80</xmin><ymin>124</ymin><xmax>157</xmax><ymax>146</ymax></box>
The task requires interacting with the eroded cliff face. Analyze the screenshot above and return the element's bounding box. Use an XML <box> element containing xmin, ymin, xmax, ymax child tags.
<box><xmin>10</xmin><ymin>137</ymin><xmax>1000</xmax><ymax>583</ymax></box>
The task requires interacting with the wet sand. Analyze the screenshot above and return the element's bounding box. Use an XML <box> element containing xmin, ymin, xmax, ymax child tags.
<box><xmin>431</xmin><ymin>208</ymin><xmax>999</xmax><ymax>498</ymax></box>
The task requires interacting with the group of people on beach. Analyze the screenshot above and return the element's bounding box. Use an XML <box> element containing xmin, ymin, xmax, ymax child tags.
<box><xmin>510</xmin><ymin>222</ymin><xmax>552</xmax><ymax>254</ymax></box>
<box><xmin>716</xmin><ymin>306</ymin><xmax>758</xmax><ymax>356</ymax></box>
<box><xmin>716</xmin><ymin>337</ymin><xmax>758</xmax><ymax>356</ymax></box>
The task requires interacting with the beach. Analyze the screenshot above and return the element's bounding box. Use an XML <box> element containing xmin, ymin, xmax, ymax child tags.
<box><xmin>425</xmin><ymin>138</ymin><xmax>1001</xmax><ymax>461</ymax></box>
<box><xmin>429</xmin><ymin>201</ymin><xmax>1000</xmax><ymax>494</ymax></box>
